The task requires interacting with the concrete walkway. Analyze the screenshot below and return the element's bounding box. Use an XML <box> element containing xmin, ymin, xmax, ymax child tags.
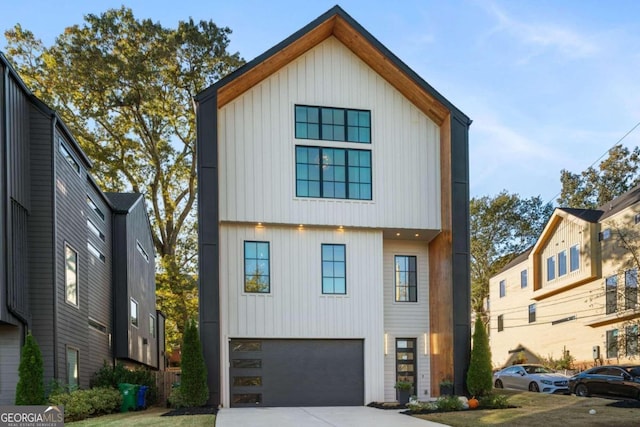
<box><xmin>215</xmin><ymin>406</ymin><xmax>450</xmax><ymax>427</ymax></box>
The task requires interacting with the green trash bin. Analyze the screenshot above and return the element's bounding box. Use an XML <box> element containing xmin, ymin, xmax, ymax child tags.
<box><xmin>118</xmin><ymin>383</ymin><xmax>140</xmax><ymax>412</ymax></box>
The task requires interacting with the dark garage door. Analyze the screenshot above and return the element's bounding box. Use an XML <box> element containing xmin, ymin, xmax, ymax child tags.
<box><xmin>229</xmin><ymin>339</ymin><xmax>364</xmax><ymax>407</ymax></box>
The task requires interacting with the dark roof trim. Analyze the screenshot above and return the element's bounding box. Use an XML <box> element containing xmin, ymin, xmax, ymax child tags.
<box><xmin>104</xmin><ymin>192</ymin><xmax>143</xmax><ymax>213</ymax></box>
<box><xmin>495</xmin><ymin>247</ymin><xmax>533</xmax><ymax>275</ymax></box>
<box><xmin>557</xmin><ymin>207</ymin><xmax>603</xmax><ymax>223</ymax></box>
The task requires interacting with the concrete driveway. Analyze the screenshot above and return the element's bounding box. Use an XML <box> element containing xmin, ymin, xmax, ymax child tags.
<box><xmin>215</xmin><ymin>406</ymin><xmax>450</xmax><ymax>427</ymax></box>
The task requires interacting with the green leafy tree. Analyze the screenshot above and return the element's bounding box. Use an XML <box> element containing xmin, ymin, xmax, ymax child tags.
<box><xmin>179</xmin><ymin>319</ymin><xmax>208</xmax><ymax>406</ymax></box>
<box><xmin>466</xmin><ymin>319</ymin><xmax>493</xmax><ymax>396</ymax></box>
<box><xmin>4</xmin><ymin>8</ymin><xmax>244</xmax><ymax>350</ymax></box>
<box><xmin>15</xmin><ymin>332</ymin><xmax>45</xmax><ymax>405</ymax></box>
<box><xmin>558</xmin><ymin>144</ymin><xmax>640</xmax><ymax>209</ymax></box>
<box><xmin>471</xmin><ymin>192</ymin><xmax>553</xmax><ymax>317</ymax></box>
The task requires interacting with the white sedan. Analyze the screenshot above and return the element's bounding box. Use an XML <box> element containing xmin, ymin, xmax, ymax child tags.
<box><xmin>493</xmin><ymin>364</ymin><xmax>569</xmax><ymax>394</ymax></box>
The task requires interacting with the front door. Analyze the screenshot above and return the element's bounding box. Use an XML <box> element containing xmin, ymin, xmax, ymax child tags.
<box><xmin>396</xmin><ymin>338</ymin><xmax>416</xmax><ymax>393</ymax></box>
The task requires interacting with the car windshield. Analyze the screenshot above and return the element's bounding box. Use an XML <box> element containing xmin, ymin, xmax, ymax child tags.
<box><xmin>624</xmin><ymin>366</ymin><xmax>640</xmax><ymax>377</ymax></box>
<box><xmin>524</xmin><ymin>365</ymin><xmax>553</xmax><ymax>374</ymax></box>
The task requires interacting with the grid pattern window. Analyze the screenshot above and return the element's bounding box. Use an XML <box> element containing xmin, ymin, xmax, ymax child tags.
<box><xmin>558</xmin><ymin>250</ymin><xmax>567</xmax><ymax>276</ymax></box>
<box><xmin>626</xmin><ymin>325</ymin><xmax>638</xmax><ymax>357</ymax></box>
<box><xmin>87</xmin><ymin>242</ymin><xmax>105</xmax><ymax>263</ymax></box>
<box><xmin>150</xmin><ymin>314</ymin><xmax>156</xmax><ymax>338</ymax></box>
<box><xmin>606</xmin><ymin>329</ymin><xmax>618</xmax><ymax>358</ymax></box>
<box><xmin>295</xmin><ymin>146</ymin><xmax>371</xmax><ymax>200</ymax></box>
<box><xmin>521</xmin><ymin>269</ymin><xmax>528</xmax><ymax>288</ymax></box>
<box><xmin>87</xmin><ymin>196</ymin><xmax>105</xmax><ymax>221</ymax></box>
<box><xmin>547</xmin><ymin>256</ymin><xmax>555</xmax><ymax>281</ymax></box>
<box><xmin>606</xmin><ymin>275</ymin><xmax>618</xmax><ymax>314</ymax></box>
<box><xmin>65</xmin><ymin>245</ymin><xmax>78</xmax><ymax>306</ymax></box>
<box><xmin>625</xmin><ymin>268</ymin><xmax>638</xmax><ymax>310</ymax></box>
<box><xmin>130</xmin><ymin>298</ymin><xmax>138</xmax><ymax>327</ymax></box>
<box><xmin>244</xmin><ymin>241</ymin><xmax>270</xmax><ymax>293</ymax></box>
<box><xmin>59</xmin><ymin>140</ymin><xmax>80</xmax><ymax>173</ymax></box>
<box><xmin>295</xmin><ymin>105</ymin><xmax>371</xmax><ymax>143</ymax></box>
<box><xmin>570</xmin><ymin>244</ymin><xmax>580</xmax><ymax>272</ymax></box>
<box><xmin>137</xmin><ymin>241</ymin><xmax>149</xmax><ymax>262</ymax></box>
<box><xmin>497</xmin><ymin>314</ymin><xmax>504</xmax><ymax>332</ymax></box>
<box><xmin>394</xmin><ymin>255</ymin><xmax>417</xmax><ymax>302</ymax></box>
<box><xmin>87</xmin><ymin>219</ymin><xmax>105</xmax><ymax>241</ymax></box>
<box><xmin>67</xmin><ymin>347</ymin><xmax>79</xmax><ymax>389</ymax></box>
<box><xmin>528</xmin><ymin>303</ymin><xmax>536</xmax><ymax>323</ymax></box>
<box><xmin>499</xmin><ymin>280</ymin><xmax>505</xmax><ymax>298</ymax></box>
<box><xmin>322</xmin><ymin>244</ymin><xmax>346</xmax><ymax>295</ymax></box>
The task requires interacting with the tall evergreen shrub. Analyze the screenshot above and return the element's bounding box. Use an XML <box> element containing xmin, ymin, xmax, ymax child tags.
<box><xmin>466</xmin><ymin>318</ymin><xmax>493</xmax><ymax>396</ymax></box>
<box><xmin>15</xmin><ymin>332</ymin><xmax>45</xmax><ymax>405</ymax></box>
<box><xmin>180</xmin><ymin>319</ymin><xmax>208</xmax><ymax>406</ymax></box>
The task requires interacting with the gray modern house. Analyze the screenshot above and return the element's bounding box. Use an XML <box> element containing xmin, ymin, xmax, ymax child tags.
<box><xmin>0</xmin><ymin>52</ymin><xmax>165</xmax><ymax>404</ymax></box>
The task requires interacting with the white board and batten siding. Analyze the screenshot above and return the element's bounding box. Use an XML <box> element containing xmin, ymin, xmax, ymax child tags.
<box><xmin>218</xmin><ymin>36</ymin><xmax>441</xmax><ymax>230</ymax></box>
<box><xmin>219</xmin><ymin>223</ymin><xmax>385</xmax><ymax>405</ymax></box>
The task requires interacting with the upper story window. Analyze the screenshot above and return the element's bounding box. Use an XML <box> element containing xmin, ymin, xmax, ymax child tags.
<box><xmin>321</xmin><ymin>244</ymin><xmax>346</xmax><ymax>295</ymax></box>
<box><xmin>59</xmin><ymin>139</ymin><xmax>80</xmax><ymax>174</ymax></box>
<box><xmin>295</xmin><ymin>105</ymin><xmax>371</xmax><ymax>143</ymax></box>
<box><xmin>150</xmin><ymin>314</ymin><xmax>156</xmax><ymax>338</ymax></box>
<box><xmin>635</xmin><ymin>213</ymin><xmax>640</xmax><ymax>225</ymax></box>
<box><xmin>600</xmin><ymin>228</ymin><xmax>611</xmax><ymax>241</ymax></box>
<box><xmin>87</xmin><ymin>196</ymin><xmax>105</xmax><ymax>221</ymax></box>
<box><xmin>87</xmin><ymin>219</ymin><xmax>105</xmax><ymax>241</ymax></box>
<box><xmin>295</xmin><ymin>146</ymin><xmax>371</xmax><ymax>200</ymax></box>
<box><xmin>606</xmin><ymin>275</ymin><xmax>618</xmax><ymax>314</ymax></box>
<box><xmin>569</xmin><ymin>244</ymin><xmax>580</xmax><ymax>272</ymax></box>
<box><xmin>87</xmin><ymin>242</ymin><xmax>105</xmax><ymax>263</ymax></box>
<box><xmin>244</xmin><ymin>241</ymin><xmax>270</xmax><ymax>293</ymax></box>
<box><xmin>626</xmin><ymin>325</ymin><xmax>638</xmax><ymax>356</ymax></box>
<box><xmin>520</xmin><ymin>269</ymin><xmax>528</xmax><ymax>288</ymax></box>
<box><xmin>499</xmin><ymin>280</ymin><xmax>506</xmax><ymax>298</ymax></box>
<box><xmin>558</xmin><ymin>250</ymin><xmax>567</xmax><ymax>277</ymax></box>
<box><xmin>137</xmin><ymin>241</ymin><xmax>149</xmax><ymax>262</ymax></box>
<box><xmin>528</xmin><ymin>303</ymin><xmax>536</xmax><ymax>323</ymax></box>
<box><xmin>546</xmin><ymin>256</ymin><xmax>555</xmax><ymax>281</ymax></box>
<box><xmin>130</xmin><ymin>298</ymin><xmax>139</xmax><ymax>327</ymax></box>
<box><xmin>65</xmin><ymin>244</ymin><xmax>78</xmax><ymax>306</ymax></box>
<box><xmin>625</xmin><ymin>268</ymin><xmax>638</xmax><ymax>310</ymax></box>
<box><xmin>497</xmin><ymin>314</ymin><xmax>504</xmax><ymax>332</ymax></box>
<box><xmin>394</xmin><ymin>255</ymin><xmax>417</xmax><ymax>302</ymax></box>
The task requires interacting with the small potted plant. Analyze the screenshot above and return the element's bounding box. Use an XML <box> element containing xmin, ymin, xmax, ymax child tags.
<box><xmin>439</xmin><ymin>379</ymin><xmax>454</xmax><ymax>396</ymax></box>
<box><xmin>394</xmin><ymin>380</ymin><xmax>413</xmax><ymax>405</ymax></box>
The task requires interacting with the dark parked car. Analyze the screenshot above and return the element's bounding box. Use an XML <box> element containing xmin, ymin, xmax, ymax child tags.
<box><xmin>569</xmin><ymin>365</ymin><xmax>640</xmax><ymax>400</ymax></box>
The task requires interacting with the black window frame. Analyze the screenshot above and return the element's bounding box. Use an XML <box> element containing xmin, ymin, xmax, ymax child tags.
<box><xmin>497</xmin><ymin>314</ymin><xmax>504</xmax><ymax>332</ymax></box>
<box><xmin>321</xmin><ymin>243</ymin><xmax>346</xmax><ymax>295</ymax></box>
<box><xmin>528</xmin><ymin>303</ymin><xmax>536</xmax><ymax>323</ymax></box>
<box><xmin>295</xmin><ymin>105</ymin><xmax>371</xmax><ymax>144</ymax></box>
<box><xmin>244</xmin><ymin>241</ymin><xmax>270</xmax><ymax>294</ymax></box>
<box><xmin>87</xmin><ymin>196</ymin><xmax>105</xmax><ymax>221</ymax></box>
<box><xmin>394</xmin><ymin>255</ymin><xmax>417</xmax><ymax>302</ymax></box>
<box><xmin>58</xmin><ymin>139</ymin><xmax>80</xmax><ymax>174</ymax></box>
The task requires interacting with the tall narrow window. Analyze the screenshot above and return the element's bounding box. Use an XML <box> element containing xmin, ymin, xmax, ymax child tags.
<box><xmin>606</xmin><ymin>275</ymin><xmax>618</xmax><ymax>314</ymax></box>
<box><xmin>67</xmin><ymin>347</ymin><xmax>79</xmax><ymax>390</ymax></box>
<box><xmin>65</xmin><ymin>245</ymin><xmax>78</xmax><ymax>306</ymax></box>
<box><xmin>87</xmin><ymin>196</ymin><xmax>105</xmax><ymax>221</ymax></box>
<box><xmin>625</xmin><ymin>269</ymin><xmax>638</xmax><ymax>310</ymax></box>
<box><xmin>558</xmin><ymin>250</ymin><xmax>567</xmax><ymax>277</ymax></box>
<box><xmin>569</xmin><ymin>244</ymin><xmax>580</xmax><ymax>272</ymax></box>
<box><xmin>546</xmin><ymin>256</ymin><xmax>555</xmax><ymax>281</ymax></box>
<box><xmin>150</xmin><ymin>314</ymin><xmax>156</xmax><ymax>338</ymax></box>
<box><xmin>321</xmin><ymin>244</ymin><xmax>346</xmax><ymax>295</ymax></box>
<box><xmin>528</xmin><ymin>304</ymin><xmax>536</xmax><ymax>323</ymax></box>
<box><xmin>244</xmin><ymin>241</ymin><xmax>270</xmax><ymax>293</ymax></box>
<box><xmin>137</xmin><ymin>241</ymin><xmax>149</xmax><ymax>262</ymax></box>
<box><xmin>59</xmin><ymin>140</ymin><xmax>80</xmax><ymax>173</ymax></box>
<box><xmin>499</xmin><ymin>280</ymin><xmax>506</xmax><ymax>298</ymax></box>
<box><xmin>394</xmin><ymin>255</ymin><xmax>417</xmax><ymax>302</ymax></box>
<box><xmin>626</xmin><ymin>325</ymin><xmax>638</xmax><ymax>357</ymax></box>
<box><xmin>130</xmin><ymin>298</ymin><xmax>138</xmax><ymax>327</ymax></box>
<box><xmin>606</xmin><ymin>329</ymin><xmax>618</xmax><ymax>358</ymax></box>
<box><xmin>497</xmin><ymin>314</ymin><xmax>504</xmax><ymax>332</ymax></box>
<box><xmin>520</xmin><ymin>270</ymin><xmax>528</xmax><ymax>288</ymax></box>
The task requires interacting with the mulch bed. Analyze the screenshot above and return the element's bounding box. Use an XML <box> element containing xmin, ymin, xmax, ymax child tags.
<box><xmin>367</xmin><ymin>402</ymin><xmax>407</xmax><ymax>410</ymax></box>
<box><xmin>162</xmin><ymin>406</ymin><xmax>218</xmax><ymax>416</ymax></box>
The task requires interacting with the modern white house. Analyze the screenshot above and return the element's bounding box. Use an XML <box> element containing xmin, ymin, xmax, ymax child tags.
<box><xmin>196</xmin><ymin>6</ymin><xmax>471</xmax><ymax>407</ymax></box>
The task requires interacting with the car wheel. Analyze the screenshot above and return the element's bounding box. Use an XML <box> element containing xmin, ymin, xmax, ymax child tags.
<box><xmin>528</xmin><ymin>382</ymin><xmax>540</xmax><ymax>392</ymax></box>
<box><xmin>575</xmin><ymin>383</ymin><xmax>589</xmax><ymax>397</ymax></box>
<box><xmin>494</xmin><ymin>379</ymin><xmax>503</xmax><ymax>389</ymax></box>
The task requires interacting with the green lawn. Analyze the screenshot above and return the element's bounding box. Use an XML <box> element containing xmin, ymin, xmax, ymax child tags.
<box><xmin>68</xmin><ymin>407</ymin><xmax>215</xmax><ymax>426</ymax></box>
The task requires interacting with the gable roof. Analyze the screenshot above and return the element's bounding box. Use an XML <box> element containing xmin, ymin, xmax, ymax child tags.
<box><xmin>597</xmin><ymin>184</ymin><xmax>640</xmax><ymax>221</ymax></box>
<box><xmin>104</xmin><ymin>192</ymin><xmax>143</xmax><ymax>213</ymax></box>
<box><xmin>196</xmin><ymin>5</ymin><xmax>470</xmax><ymax>126</ymax></box>
<box><xmin>495</xmin><ymin>247</ymin><xmax>533</xmax><ymax>275</ymax></box>
<box><xmin>557</xmin><ymin>207</ymin><xmax>603</xmax><ymax>223</ymax></box>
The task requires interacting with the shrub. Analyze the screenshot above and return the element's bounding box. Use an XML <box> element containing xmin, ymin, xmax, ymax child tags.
<box><xmin>435</xmin><ymin>395</ymin><xmax>464</xmax><ymax>411</ymax></box>
<box><xmin>167</xmin><ymin>386</ymin><xmax>187</xmax><ymax>409</ymax></box>
<box><xmin>91</xmin><ymin>361</ymin><xmax>158</xmax><ymax>405</ymax></box>
<box><xmin>48</xmin><ymin>387</ymin><xmax>121</xmax><ymax>422</ymax></box>
<box><xmin>466</xmin><ymin>318</ymin><xmax>493</xmax><ymax>396</ymax></box>
<box><xmin>15</xmin><ymin>332</ymin><xmax>45</xmax><ymax>405</ymax></box>
<box><xmin>179</xmin><ymin>319</ymin><xmax>208</xmax><ymax>406</ymax></box>
<box><xmin>479</xmin><ymin>392</ymin><xmax>511</xmax><ymax>409</ymax></box>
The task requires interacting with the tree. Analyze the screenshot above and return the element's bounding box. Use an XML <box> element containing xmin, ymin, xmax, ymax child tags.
<box><xmin>558</xmin><ymin>144</ymin><xmax>640</xmax><ymax>209</ymax></box>
<box><xmin>179</xmin><ymin>319</ymin><xmax>208</xmax><ymax>406</ymax></box>
<box><xmin>15</xmin><ymin>332</ymin><xmax>45</xmax><ymax>405</ymax></box>
<box><xmin>471</xmin><ymin>191</ymin><xmax>553</xmax><ymax>317</ymax></box>
<box><xmin>466</xmin><ymin>319</ymin><xmax>493</xmax><ymax>397</ymax></box>
<box><xmin>4</xmin><ymin>8</ymin><xmax>244</xmax><ymax>349</ymax></box>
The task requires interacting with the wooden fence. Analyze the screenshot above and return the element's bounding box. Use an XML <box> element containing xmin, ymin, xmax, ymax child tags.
<box><xmin>155</xmin><ymin>370</ymin><xmax>181</xmax><ymax>406</ymax></box>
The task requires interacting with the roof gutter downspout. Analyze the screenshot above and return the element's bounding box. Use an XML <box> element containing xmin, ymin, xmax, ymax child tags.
<box><xmin>51</xmin><ymin>114</ymin><xmax>58</xmax><ymax>380</ymax></box>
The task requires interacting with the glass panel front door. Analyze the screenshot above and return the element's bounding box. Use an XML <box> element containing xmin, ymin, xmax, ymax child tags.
<box><xmin>396</xmin><ymin>338</ymin><xmax>416</xmax><ymax>392</ymax></box>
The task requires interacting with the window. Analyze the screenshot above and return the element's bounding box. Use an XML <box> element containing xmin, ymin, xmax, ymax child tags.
<box><xmin>150</xmin><ymin>314</ymin><xmax>156</xmax><ymax>338</ymax></box>
<box><xmin>606</xmin><ymin>275</ymin><xmax>618</xmax><ymax>314</ymax></box>
<box><xmin>528</xmin><ymin>304</ymin><xmax>536</xmax><ymax>323</ymax></box>
<box><xmin>137</xmin><ymin>241</ymin><xmax>149</xmax><ymax>262</ymax></box>
<box><xmin>570</xmin><ymin>244</ymin><xmax>580</xmax><ymax>272</ymax></box>
<box><xmin>87</xmin><ymin>196</ymin><xmax>105</xmax><ymax>221</ymax></box>
<box><xmin>87</xmin><ymin>242</ymin><xmax>105</xmax><ymax>262</ymax></box>
<box><xmin>499</xmin><ymin>280</ymin><xmax>506</xmax><ymax>298</ymax></box>
<box><xmin>321</xmin><ymin>244</ymin><xmax>346</xmax><ymax>294</ymax></box>
<box><xmin>295</xmin><ymin>105</ymin><xmax>371</xmax><ymax>143</ymax></box>
<box><xmin>520</xmin><ymin>270</ymin><xmax>528</xmax><ymax>288</ymax></box>
<box><xmin>244</xmin><ymin>241</ymin><xmax>270</xmax><ymax>293</ymax></box>
<box><xmin>67</xmin><ymin>347</ymin><xmax>79</xmax><ymax>390</ymax></box>
<box><xmin>87</xmin><ymin>219</ymin><xmax>105</xmax><ymax>241</ymax></box>
<box><xmin>635</xmin><ymin>213</ymin><xmax>640</xmax><ymax>224</ymax></box>
<box><xmin>395</xmin><ymin>255</ymin><xmax>417</xmax><ymax>302</ymax></box>
<box><xmin>546</xmin><ymin>256</ymin><xmax>555</xmax><ymax>281</ymax></box>
<box><xmin>497</xmin><ymin>314</ymin><xmax>504</xmax><ymax>332</ymax></box>
<box><xmin>606</xmin><ymin>329</ymin><xmax>618</xmax><ymax>358</ymax></box>
<box><xmin>600</xmin><ymin>228</ymin><xmax>611</xmax><ymax>241</ymax></box>
<box><xmin>59</xmin><ymin>140</ymin><xmax>80</xmax><ymax>173</ymax></box>
<box><xmin>626</xmin><ymin>325</ymin><xmax>638</xmax><ymax>357</ymax></box>
<box><xmin>130</xmin><ymin>299</ymin><xmax>138</xmax><ymax>327</ymax></box>
<box><xmin>88</xmin><ymin>318</ymin><xmax>107</xmax><ymax>334</ymax></box>
<box><xmin>65</xmin><ymin>245</ymin><xmax>78</xmax><ymax>306</ymax></box>
<box><xmin>295</xmin><ymin>146</ymin><xmax>371</xmax><ymax>200</ymax></box>
<box><xmin>558</xmin><ymin>250</ymin><xmax>567</xmax><ymax>277</ymax></box>
<box><xmin>625</xmin><ymin>269</ymin><xmax>638</xmax><ymax>310</ymax></box>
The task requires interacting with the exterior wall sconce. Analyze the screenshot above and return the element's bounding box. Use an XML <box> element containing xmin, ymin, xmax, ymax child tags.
<box><xmin>384</xmin><ymin>333</ymin><xmax>388</xmax><ymax>355</ymax></box>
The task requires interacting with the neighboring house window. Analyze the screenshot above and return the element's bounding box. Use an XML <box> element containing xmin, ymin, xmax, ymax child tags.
<box><xmin>520</xmin><ymin>270</ymin><xmax>527</xmax><ymax>288</ymax></box>
<box><xmin>295</xmin><ymin>105</ymin><xmax>371</xmax><ymax>143</ymax></box>
<box><xmin>59</xmin><ymin>140</ymin><xmax>80</xmax><ymax>174</ymax></box>
<box><xmin>499</xmin><ymin>280</ymin><xmax>505</xmax><ymax>298</ymax></box>
<box><xmin>321</xmin><ymin>244</ymin><xmax>346</xmax><ymax>294</ymax></box>
<box><xmin>528</xmin><ymin>303</ymin><xmax>536</xmax><ymax>323</ymax></box>
<box><xmin>67</xmin><ymin>347</ymin><xmax>79</xmax><ymax>390</ymax></box>
<box><xmin>600</xmin><ymin>228</ymin><xmax>611</xmax><ymax>241</ymax></box>
<box><xmin>130</xmin><ymin>298</ymin><xmax>138</xmax><ymax>328</ymax></box>
<box><xmin>87</xmin><ymin>242</ymin><xmax>105</xmax><ymax>263</ymax></box>
<box><xmin>569</xmin><ymin>244</ymin><xmax>580</xmax><ymax>272</ymax></box>
<box><xmin>606</xmin><ymin>329</ymin><xmax>618</xmax><ymax>358</ymax></box>
<box><xmin>244</xmin><ymin>241</ymin><xmax>270</xmax><ymax>293</ymax></box>
<box><xmin>137</xmin><ymin>241</ymin><xmax>149</xmax><ymax>262</ymax></box>
<box><xmin>626</xmin><ymin>325</ymin><xmax>638</xmax><ymax>357</ymax></box>
<box><xmin>497</xmin><ymin>314</ymin><xmax>504</xmax><ymax>332</ymax></box>
<box><xmin>635</xmin><ymin>213</ymin><xmax>640</xmax><ymax>224</ymax></box>
<box><xmin>150</xmin><ymin>314</ymin><xmax>156</xmax><ymax>338</ymax></box>
<box><xmin>394</xmin><ymin>255</ymin><xmax>417</xmax><ymax>302</ymax></box>
<box><xmin>88</xmin><ymin>318</ymin><xmax>107</xmax><ymax>334</ymax></box>
<box><xmin>87</xmin><ymin>219</ymin><xmax>105</xmax><ymax>241</ymax></box>
<box><xmin>295</xmin><ymin>146</ymin><xmax>371</xmax><ymax>200</ymax></box>
<box><xmin>625</xmin><ymin>269</ymin><xmax>638</xmax><ymax>310</ymax></box>
<box><xmin>546</xmin><ymin>256</ymin><xmax>555</xmax><ymax>281</ymax></box>
<box><xmin>65</xmin><ymin>244</ymin><xmax>78</xmax><ymax>306</ymax></box>
<box><xmin>87</xmin><ymin>196</ymin><xmax>105</xmax><ymax>221</ymax></box>
<box><xmin>558</xmin><ymin>250</ymin><xmax>567</xmax><ymax>277</ymax></box>
<box><xmin>606</xmin><ymin>275</ymin><xmax>618</xmax><ymax>314</ymax></box>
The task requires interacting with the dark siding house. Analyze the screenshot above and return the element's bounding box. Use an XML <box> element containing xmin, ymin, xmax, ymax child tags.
<box><xmin>0</xmin><ymin>52</ymin><xmax>165</xmax><ymax>404</ymax></box>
